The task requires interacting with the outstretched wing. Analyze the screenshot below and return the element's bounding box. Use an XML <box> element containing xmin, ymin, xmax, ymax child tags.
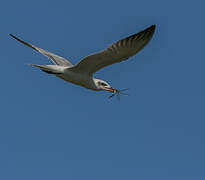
<box><xmin>73</xmin><ymin>25</ymin><xmax>156</xmax><ymax>74</ymax></box>
<box><xmin>10</xmin><ymin>34</ymin><xmax>73</xmax><ymax>67</ymax></box>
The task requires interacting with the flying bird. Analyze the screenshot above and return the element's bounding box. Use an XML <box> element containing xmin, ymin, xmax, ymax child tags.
<box><xmin>10</xmin><ymin>25</ymin><xmax>156</xmax><ymax>98</ymax></box>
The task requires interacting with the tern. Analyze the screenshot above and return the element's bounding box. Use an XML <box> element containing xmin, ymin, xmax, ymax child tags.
<box><xmin>10</xmin><ymin>25</ymin><xmax>156</xmax><ymax>98</ymax></box>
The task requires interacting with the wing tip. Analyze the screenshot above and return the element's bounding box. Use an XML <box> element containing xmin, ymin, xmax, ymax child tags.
<box><xmin>143</xmin><ymin>24</ymin><xmax>156</xmax><ymax>39</ymax></box>
<box><xmin>9</xmin><ymin>33</ymin><xmax>38</xmax><ymax>52</ymax></box>
<box><xmin>9</xmin><ymin>33</ymin><xmax>16</xmax><ymax>39</ymax></box>
<box><xmin>148</xmin><ymin>24</ymin><xmax>156</xmax><ymax>32</ymax></box>
<box><xmin>9</xmin><ymin>33</ymin><xmax>22</xmax><ymax>42</ymax></box>
<box><xmin>137</xmin><ymin>24</ymin><xmax>156</xmax><ymax>38</ymax></box>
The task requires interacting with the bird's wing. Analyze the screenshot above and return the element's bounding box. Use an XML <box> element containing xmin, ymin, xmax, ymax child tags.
<box><xmin>73</xmin><ymin>25</ymin><xmax>155</xmax><ymax>74</ymax></box>
<box><xmin>10</xmin><ymin>34</ymin><xmax>73</xmax><ymax>67</ymax></box>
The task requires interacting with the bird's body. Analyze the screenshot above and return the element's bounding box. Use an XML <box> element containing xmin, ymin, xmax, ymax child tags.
<box><xmin>56</xmin><ymin>68</ymin><xmax>98</xmax><ymax>90</ymax></box>
<box><xmin>31</xmin><ymin>64</ymin><xmax>104</xmax><ymax>90</ymax></box>
<box><xmin>10</xmin><ymin>25</ymin><xmax>156</xmax><ymax>95</ymax></box>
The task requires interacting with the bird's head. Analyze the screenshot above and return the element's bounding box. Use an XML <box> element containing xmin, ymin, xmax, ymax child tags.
<box><xmin>94</xmin><ymin>79</ymin><xmax>116</xmax><ymax>93</ymax></box>
<box><xmin>94</xmin><ymin>78</ymin><xmax>129</xmax><ymax>99</ymax></box>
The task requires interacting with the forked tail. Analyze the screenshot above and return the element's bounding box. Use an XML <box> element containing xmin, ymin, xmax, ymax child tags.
<box><xmin>30</xmin><ymin>64</ymin><xmax>64</xmax><ymax>74</ymax></box>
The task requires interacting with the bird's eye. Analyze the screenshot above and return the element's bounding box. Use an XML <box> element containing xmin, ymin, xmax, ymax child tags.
<box><xmin>98</xmin><ymin>81</ymin><xmax>107</xmax><ymax>86</ymax></box>
<box><xmin>101</xmin><ymin>82</ymin><xmax>107</xmax><ymax>86</ymax></box>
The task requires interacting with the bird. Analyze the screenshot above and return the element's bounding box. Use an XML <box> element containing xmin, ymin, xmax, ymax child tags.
<box><xmin>10</xmin><ymin>25</ymin><xmax>156</xmax><ymax>97</ymax></box>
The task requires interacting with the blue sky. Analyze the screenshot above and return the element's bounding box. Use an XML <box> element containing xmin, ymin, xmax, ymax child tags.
<box><xmin>1</xmin><ymin>0</ymin><xmax>205</xmax><ymax>179</ymax></box>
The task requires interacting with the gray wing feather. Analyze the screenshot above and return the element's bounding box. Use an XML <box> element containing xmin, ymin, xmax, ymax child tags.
<box><xmin>74</xmin><ymin>25</ymin><xmax>156</xmax><ymax>74</ymax></box>
<box><xmin>10</xmin><ymin>34</ymin><xmax>73</xmax><ymax>67</ymax></box>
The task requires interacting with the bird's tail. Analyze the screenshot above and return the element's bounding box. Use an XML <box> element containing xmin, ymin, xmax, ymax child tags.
<box><xmin>30</xmin><ymin>64</ymin><xmax>64</xmax><ymax>74</ymax></box>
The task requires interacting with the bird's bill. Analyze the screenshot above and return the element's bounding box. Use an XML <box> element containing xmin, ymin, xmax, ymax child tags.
<box><xmin>104</xmin><ymin>87</ymin><xmax>117</xmax><ymax>93</ymax></box>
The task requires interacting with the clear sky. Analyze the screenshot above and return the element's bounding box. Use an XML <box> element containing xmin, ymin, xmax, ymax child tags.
<box><xmin>1</xmin><ymin>0</ymin><xmax>205</xmax><ymax>179</ymax></box>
